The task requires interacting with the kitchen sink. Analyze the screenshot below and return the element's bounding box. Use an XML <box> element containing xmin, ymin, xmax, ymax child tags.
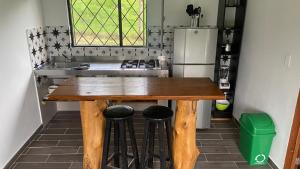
<box><xmin>53</xmin><ymin>62</ymin><xmax>90</xmax><ymax>70</ymax></box>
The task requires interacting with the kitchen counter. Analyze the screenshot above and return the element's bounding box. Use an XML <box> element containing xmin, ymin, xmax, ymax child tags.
<box><xmin>34</xmin><ymin>62</ymin><xmax>169</xmax><ymax>77</ymax></box>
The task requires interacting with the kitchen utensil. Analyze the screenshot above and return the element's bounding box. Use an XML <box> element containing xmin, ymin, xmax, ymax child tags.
<box><xmin>186</xmin><ymin>4</ymin><xmax>194</xmax><ymax>16</ymax></box>
<box><xmin>191</xmin><ymin>16</ymin><xmax>200</xmax><ymax>28</ymax></box>
<box><xmin>194</xmin><ymin>7</ymin><xmax>201</xmax><ymax>15</ymax></box>
<box><xmin>186</xmin><ymin>5</ymin><xmax>202</xmax><ymax>27</ymax></box>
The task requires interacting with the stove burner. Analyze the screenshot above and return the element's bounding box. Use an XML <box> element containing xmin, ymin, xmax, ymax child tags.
<box><xmin>138</xmin><ymin>60</ymin><xmax>146</xmax><ymax>69</ymax></box>
<box><xmin>121</xmin><ymin>59</ymin><xmax>160</xmax><ymax>69</ymax></box>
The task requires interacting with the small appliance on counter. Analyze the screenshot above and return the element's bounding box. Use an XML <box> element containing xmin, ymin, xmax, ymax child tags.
<box><xmin>219</xmin><ymin>55</ymin><xmax>231</xmax><ymax>90</ymax></box>
<box><xmin>219</xmin><ymin>65</ymin><xmax>230</xmax><ymax>90</ymax></box>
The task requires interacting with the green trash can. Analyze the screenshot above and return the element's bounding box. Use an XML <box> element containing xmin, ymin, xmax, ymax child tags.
<box><xmin>239</xmin><ymin>113</ymin><xmax>276</xmax><ymax>166</ymax></box>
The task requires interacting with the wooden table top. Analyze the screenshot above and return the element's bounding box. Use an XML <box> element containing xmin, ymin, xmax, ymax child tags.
<box><xmin>48</xmin><ymin>77</ymin><xmax>225</xmax><ymax>101</ymax></box>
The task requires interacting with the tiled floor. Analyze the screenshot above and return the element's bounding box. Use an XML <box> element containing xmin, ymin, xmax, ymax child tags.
<box><xmin>7</xmin><ymin>111</ymin><xmax>274</xmax><ymax>169</ymax></box>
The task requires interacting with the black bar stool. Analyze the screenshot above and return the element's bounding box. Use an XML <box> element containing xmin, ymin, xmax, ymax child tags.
<box><xmin>102</xmin><ymin>105</ymin><xmax>139</xmax><ymax>169</ymax></box>
<box><xmin>140</xmin><ymin>105</ymin><xmax>174</xmax><ymax>169</ymax></box>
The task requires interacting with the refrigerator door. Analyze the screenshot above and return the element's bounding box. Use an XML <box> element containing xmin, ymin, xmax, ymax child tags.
<box><xmin>172</xmin><ymin>65</ymin><xmax>184</xmax><ymax>77</ymax></box>
<box><xmin>173</xmin><ymin>29</ymin><xmax>186</xmax><ymax>64</ymax></box>
<box><xmin>172</xmin><ymin>65</ymin><xmax>215</xmax><ymax>79</ymax></box>
<box><xmin>183</xmin><ymin>65</ymin><xmax>215</xmax><ymax>79</ymax></box>
<box><xmin>172</xmin><ymin>65</ymin><xmax>215</xmax><ymax>129</ymax></box>
<box><xmin>185</xmin><ymin>28</ymin><xmax>218</xmax><ymax>64</ymax></box>
<box><xmin>184</xmin><ymin>65</ymin><xmax>214</xmax><ymax>129</ymax></box>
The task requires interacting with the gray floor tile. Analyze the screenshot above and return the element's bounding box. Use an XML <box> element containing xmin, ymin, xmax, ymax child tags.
<box><xmin>226</xmin><ymin>146</ymin><xmax>241</xmax><ymax>154</ymax></box>
<box><xmin>77</xmin><ymin>147</ymin><xmax>83</xmax><ymax>154</ymax></box>
<box><xmin>206</xmin><ymin>154</ymin><xmax>246</xmax><ymax>162</ymax></box>
<box><xmin>28</xmin><ymin>141</ymin><xmax>58</xmax><ymax>147</ymax></box>
<box><xmin>39</xmin><ymin>134</ymin><xmax>82</xmax><ymax>141</ymax></box>
<box><xmin>14</xmin><ymin>162</ymin><xmax>71</xmax><ymax>169</ymax></box>
<box><xmin>47</xmin><ymin>123</ymin><xmax>81</xmax><ymax>129</ymax></box>
<box><xmin>212</xmin><ymin>123</ymin><xmax>238</xmax><ymax>129</ymax></box>
<box><xmin>47</xmin><ymin>154</ymin><xmax>83</xmax><ymax>162</ymax></box>
<box><xmin>201</xmin><ymin>146</ymin><xmax>229</xmax><ymax>154</ymax></box>
<box><xmin>221</xmin><ymin>133</ymin><xmax>240</xmax><ymax>139</ymax></box>
<box><xmin>195</xmin><ymin>161</ymin><xmax>238</xmax><ymax>169</ymax></box>
<box><xmin>58</xmin><ymin>140</ymin><xmax>83</xmax><ymax>146</ymax></box>
<box><xmin>70</xmin><ymin>162</ymin><xmax>82</xmax><ymax>169</ymax></box>
<box><xmin>16</xmin><ymin>155</ymin><xmax>49</xmax><ymax>162</ymax></box>
<box><xmin>54</xmin><ymin>114</ymin><xmax>80</xmax><ymax>120</ymax></box>
<box><xmin>199</xmin><ymin>129</ymin><xmax>239</xmax><ymax>134</ymax></box>
<box><xmin>26</xmin><ymin>147</ymin><xmax>79</xmax><ymax>155</ymax></box>
<box><xmin>197</xmin><ymin>154</ymin><xmax>207</xmax><ymax>161</ymax></box>
<box><xmin>197</xmin><ymin>133</ymin><xmax>222</xmax><ymax>140</ymax></box>
<box><xmin>200</xmin><ymin>139</ymin><xmax>239</xmax><ymax>147</ymax></box>
<box><xmin>50</xmin><ymin>119</ymin><xmax>81</xmax><ymax>123</ymax></box>
<box><xmin>41</xmin><ymin>129</ymin><xmax>67</xmax><ymax>134</ymax></box>
<box><xmin>65</xmin><ymin>129</ymin><xmax>82</xmax><ymax>134</ymax></box>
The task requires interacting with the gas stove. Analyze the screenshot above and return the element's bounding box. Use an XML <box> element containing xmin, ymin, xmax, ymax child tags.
<box><xmin>121</xmin><ymin>59</ymin><xmax>160</xmax><ymax>69</ymax></box>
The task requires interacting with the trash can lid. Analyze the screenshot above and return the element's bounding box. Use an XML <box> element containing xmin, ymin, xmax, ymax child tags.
<box><xmin>240</xmin><ymin>113</ymin><xmax>276</xmax><ymax>135</ymax></box>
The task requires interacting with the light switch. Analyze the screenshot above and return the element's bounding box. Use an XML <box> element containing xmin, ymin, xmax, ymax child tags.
<box><xmin>284</xmin><ymin>55</ymin><xmax>292</xmax><ymax>68</ymax></box>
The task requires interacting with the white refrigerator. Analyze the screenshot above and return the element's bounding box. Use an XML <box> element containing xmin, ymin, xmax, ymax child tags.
<box><xmin>172</xmin><ymin>27</ymin><xmax>218</xmax><ymax>129</ymax></box>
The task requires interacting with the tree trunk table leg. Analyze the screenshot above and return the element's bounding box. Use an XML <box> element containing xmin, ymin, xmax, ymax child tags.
<box><xmin>172</xmin><ymin>100</ymin><xmax>200</xmax><ymax>169</ymax></box>
<box><xmin>80</xmin><ymin>100</ymin><xmax>108</xmax><ymax>169</ymax></box>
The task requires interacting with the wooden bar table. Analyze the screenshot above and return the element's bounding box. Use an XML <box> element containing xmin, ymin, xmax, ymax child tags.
<box><xmin>48</xmin><ymin>77</ymin><xmax>224</xmax><ymax>169</ymax></box>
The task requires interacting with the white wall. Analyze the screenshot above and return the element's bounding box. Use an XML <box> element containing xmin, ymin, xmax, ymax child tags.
<box><xmin>233</xmin><ymin>0</ymin><xmax>300</xmax><ymax>168</ymax></box>
<box><xmin>164</xmin><ymin>0</ymin><xmax>219</xmax><ymax>26</ymax></box>
<box><xmin>41</xmin><ymin>0</ymin><xmax>219</xmax><ymax>27</ymax></box>
<box><xmin>0</xmin><ymin>0</ymin><xmax>44</xmax><ymax>167</ymax></box>
<box><xmin>41</xmin><ymin>0</ymin><xmax>69</xmax><ymax>26</ymax></box>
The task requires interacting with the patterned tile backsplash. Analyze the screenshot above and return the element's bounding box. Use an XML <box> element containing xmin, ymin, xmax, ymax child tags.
<box><xmin>26</xmin><ymin>25</ymin><xmax>176</xmax><ymax>69</ymax></box>
<box><xmin>26</xmin><ymin>27</ymin><xmax>49</xmax><ymax>69</ymax></box>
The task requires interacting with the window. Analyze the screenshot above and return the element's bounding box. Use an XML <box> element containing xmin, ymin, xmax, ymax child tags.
<box><xmin>67</xmin><ymin>0</ymin><xmax>147</xmax><ymax>47</ymax></box>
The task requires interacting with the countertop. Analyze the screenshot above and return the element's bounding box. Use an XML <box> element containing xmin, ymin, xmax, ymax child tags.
<box><xmin>34</xmin><ymin>61</ymin><xmax>169</xmax><ymax>77</ymax></box>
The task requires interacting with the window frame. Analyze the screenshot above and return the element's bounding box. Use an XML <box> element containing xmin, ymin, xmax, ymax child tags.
<box><xmin>66</xmin><ymin>0</ymin><xmax>148</xmax><ymax>48</ymax></box>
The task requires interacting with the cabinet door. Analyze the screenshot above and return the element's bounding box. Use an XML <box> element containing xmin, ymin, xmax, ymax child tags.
<box><xmin>185</xmin><ymin>29</ymin><xmax>217</xmax><ymax>64</ymax></box>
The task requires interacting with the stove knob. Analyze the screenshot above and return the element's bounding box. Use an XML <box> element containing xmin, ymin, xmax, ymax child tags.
<box><xmin>126</xmin><ymin>64</ymin><xmax>133</xmax><ymax>68</ymax></box>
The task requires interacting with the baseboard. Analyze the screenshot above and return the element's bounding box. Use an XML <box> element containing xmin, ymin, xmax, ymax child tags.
<box><xmin>3</xmin><ymin>125</ymin><xmax>43</xmax><ymax>169</ymax></box>
<box><xmin>233</xmin><ymin>117</ymin><xmax>240</xmax><ymax>127</ymax></box>
<box><xmin>268</xmin><ymin>158</ymin><xmax>279</xmax><ymax>169</ymax></box>
<box><xmin>211</xmin><ymin>117</ymin><xmax>232</xmax><ymax>122</ymax></box>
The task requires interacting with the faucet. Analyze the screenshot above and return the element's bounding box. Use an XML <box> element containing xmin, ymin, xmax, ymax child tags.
<box><xmin>62</xmin><ymin>54</ymin><xmax>75</xmax><ymax>63</ymax></box>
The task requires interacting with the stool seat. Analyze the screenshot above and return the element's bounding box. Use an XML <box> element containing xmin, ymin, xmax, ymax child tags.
<box><xmin>104</xmin><ymin>105</ymin><xmax>134</xmax><ymax>119</ymax></box>
<box><xmin>143</xmin><ymin>105</ymin><xmax>173</xmax><ymax>120</ymax></box>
